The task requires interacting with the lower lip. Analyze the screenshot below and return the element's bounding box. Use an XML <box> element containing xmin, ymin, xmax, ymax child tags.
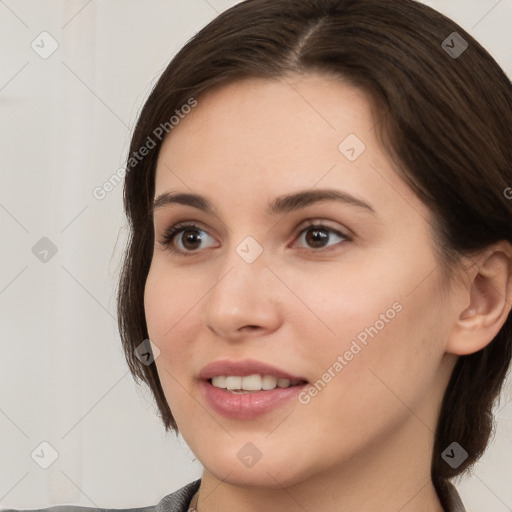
<box><xmin>200</xmin><ymin>380</ymin><xmax>308</xmax><ymax>419</ymax></box>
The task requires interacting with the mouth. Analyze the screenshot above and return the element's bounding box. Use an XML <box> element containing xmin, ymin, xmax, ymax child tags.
<box><xmin>198</xmin><ymin>359</ymin><xmax>309</xmax><ymax>419</ymax></box>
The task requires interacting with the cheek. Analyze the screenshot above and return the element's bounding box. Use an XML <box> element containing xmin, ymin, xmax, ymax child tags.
<box><xmin>144</xmin><ymin>264</ymin><xmax>204</xmax><ymax>426</ymax></box>
<box><xmin>145</xmin><ymin>259</ymin><xmax>186</xmax><ymax>330</ymax></box>
<box><xmin>144</xmin><ymin>263</ymin><xmax>199</xmax><ymax>364</ymax></box>
<box><xmin>341</xmin><ymin>300</ymin><xmax>447</xmax><ymax>439</ymax></box>
<box><xmin>292</xmin><ymin>250</ymin><xmax>448</xmax><ymax>405</ymax></box>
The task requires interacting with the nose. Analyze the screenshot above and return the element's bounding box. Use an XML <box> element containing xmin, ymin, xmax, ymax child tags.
<box><xmin>200</xmin><ymin>250</ymin><xmax>282</xmax><ymax>342</ymax></box>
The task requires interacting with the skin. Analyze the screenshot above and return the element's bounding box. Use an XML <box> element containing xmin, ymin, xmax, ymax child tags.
<box><xmin>144</xmin><ymin>73</ymin><xmax>512</xmax><ymax>512</ymax></box>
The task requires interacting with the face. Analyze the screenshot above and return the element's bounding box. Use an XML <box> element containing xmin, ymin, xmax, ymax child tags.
<box><xmin>144</xmin><ymin>74</ymin><xmax>459</xmax><ymax>489</ymax></box>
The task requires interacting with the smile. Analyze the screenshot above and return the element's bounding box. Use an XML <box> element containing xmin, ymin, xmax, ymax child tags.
<box><xmin>199</xmin><ymin>359</ymin><xmax>309</xmax><ymax>419</ymax></box>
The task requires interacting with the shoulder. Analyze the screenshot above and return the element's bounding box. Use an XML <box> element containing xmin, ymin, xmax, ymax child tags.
<box><xmin>0</xmin><ymin>479</ymin><xmax>201</xmax><ymax>512</ymax></box>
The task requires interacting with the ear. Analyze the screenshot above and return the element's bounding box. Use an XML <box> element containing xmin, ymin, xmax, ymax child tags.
<box><xmin>447</xmin><ymin>241</ymin><xmax>512</xmax><ymax>356</ymax></box>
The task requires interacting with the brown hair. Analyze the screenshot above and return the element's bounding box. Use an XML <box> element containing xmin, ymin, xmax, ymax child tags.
<box><xmin>117</xmin><ymin>0</ymin><xmax>512</xmax><ymax>489</ymax></box>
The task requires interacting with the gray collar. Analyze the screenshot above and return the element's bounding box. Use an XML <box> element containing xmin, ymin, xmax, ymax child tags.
<box><xmin>156</xmin><ymin>478</ymin><xmax>466</xmax><ymax>512</ymax></box>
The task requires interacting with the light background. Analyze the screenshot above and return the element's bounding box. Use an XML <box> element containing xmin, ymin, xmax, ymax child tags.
<box><xmin>0</xmin><ymin>0</ymin><xmax>511</xmax><ymax>510</ymax></box>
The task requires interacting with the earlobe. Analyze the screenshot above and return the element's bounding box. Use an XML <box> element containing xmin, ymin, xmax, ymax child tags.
<box><xmin>447</xmin><ymin>241</ymin><xmax>512</xmax><ymax>356</ymax></box>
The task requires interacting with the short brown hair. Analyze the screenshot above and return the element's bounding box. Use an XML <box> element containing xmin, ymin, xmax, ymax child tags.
<box><xmin>117</xmin><ymin>0</ymin><xmax>512</xmax><ymax>489</ymax></box>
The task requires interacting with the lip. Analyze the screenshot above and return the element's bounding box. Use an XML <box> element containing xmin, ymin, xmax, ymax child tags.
<box><xmin>198</xmin><ymin>359</ymin><xmax>309</xmax><ymax>420</ymax></box>
<box><xmin>199</xmin><ymin>358</ymin><xmax>308</xmax><ymax>382</ymax></box>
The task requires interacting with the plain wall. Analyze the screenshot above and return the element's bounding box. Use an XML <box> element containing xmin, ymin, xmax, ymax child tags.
<box><xmin>0</xmin><ymin>1</ymin><xmax>511</xmax><ymax>511</ymax></box>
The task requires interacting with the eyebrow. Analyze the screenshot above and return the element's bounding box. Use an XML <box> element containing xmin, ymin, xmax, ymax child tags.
<box><xmin>152</xmin><ymin>189</ymin><xmax>376</xmax><ymax>217</ymax></box>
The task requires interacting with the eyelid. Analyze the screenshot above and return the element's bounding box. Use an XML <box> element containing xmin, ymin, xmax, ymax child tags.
<box><xmin>293</xmin><ymin>219</ymin><xmax>352</xmax><ymax>240</ymax></box>
<box><xmin>158</xmin><ymin>221</ymin><xmax>216</xmax><ymax>247</ymax></box>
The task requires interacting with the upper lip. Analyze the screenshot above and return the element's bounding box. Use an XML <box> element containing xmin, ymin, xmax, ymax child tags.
<box><xmin>199</xmin><ymin>359</ymin><xmax>308</xmax><ymax>382</ymax></box>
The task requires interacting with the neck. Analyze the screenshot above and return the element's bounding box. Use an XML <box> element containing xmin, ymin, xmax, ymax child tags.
<box><xmin>194</xmin><ymin>416</ymin><xmax>445</xmax><ymax>512</ymax></box>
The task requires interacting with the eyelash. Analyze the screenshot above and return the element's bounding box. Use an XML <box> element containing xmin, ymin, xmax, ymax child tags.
<box><xmin>158</xmin><ymin>220</ymin><xmax>351</xmax><ymax>257</ymax></box>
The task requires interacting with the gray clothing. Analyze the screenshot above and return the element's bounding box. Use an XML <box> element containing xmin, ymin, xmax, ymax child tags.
<box><xmin>0</xmin><ymin>478</ymin><xmax>467</xmax><ymax>511</ymax></box>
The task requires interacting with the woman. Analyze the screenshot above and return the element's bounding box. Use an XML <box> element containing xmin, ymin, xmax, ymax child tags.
<box><xmin>7</xmin><ymin>0</ymin><xmax>511</xmax><ymax>511</ymax></box>
<box><xmin>116</xmin><ymin>0</ymin><xmax>512</xmax><ymax>510</ymax></box>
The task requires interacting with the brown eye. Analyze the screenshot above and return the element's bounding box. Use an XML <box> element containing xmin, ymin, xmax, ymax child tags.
<box><xmin>160</xmin><ymin>222</ymin><xmax>217</xmax><ymax>255</ymax></box>
<box><xmin>179</xmin><ymin>228</ymin><xmax>205</xmax><ymax>251</ymax></box>
<box><xmin>305</xmin><ymin>228</ymin><xmax>329</xmax><ymax>248</ymax></box>
<box><xmin>294</xmin><ymin>224</ymin><xmax>349</xmax><ymax>250</ymax></box>
<box><xmin>159</xmin><ymin>221</ymin><xmax>349</xmax><ymax>257</ymax></box>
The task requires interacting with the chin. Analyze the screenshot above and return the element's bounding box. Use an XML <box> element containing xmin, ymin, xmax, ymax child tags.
<box><xmin>195</xmin><ymin>440</ymin><xmax>324</xmax><ymax>490</ymax></box>
<box><xmin>205</xmin><ymin>462</ymin><xmax>305</xmax><ymax>490</ymax></box>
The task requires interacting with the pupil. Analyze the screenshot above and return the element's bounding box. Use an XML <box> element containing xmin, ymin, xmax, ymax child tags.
<box><xmin>306</xmin><ymin>229</ymin><xmax>328</xmax><ymax>248</ymax></box>
<box><xmin>183</xmin><ymin>229</ymin><xmax>202</xmax><ymax>250</ymax></box>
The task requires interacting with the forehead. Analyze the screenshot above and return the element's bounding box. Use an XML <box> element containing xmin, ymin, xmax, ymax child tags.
<box><xmin>156</xmin><ymin>74</ymin><xmax>371</xmax><ymax>180</ymax></box>
<box><xmin>154</xmin><ymin>73</ymin><xmax>428</xmax><ymax>224</ymax></box>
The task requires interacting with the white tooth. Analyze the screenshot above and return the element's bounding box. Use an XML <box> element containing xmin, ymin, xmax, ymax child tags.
<box><xmin>226</xmin><ymin>376</ymin><xmax>242</xmax><ymax>390</ymax></box>
<box><xmin>277</xmin><ymin>378</ymin><xmax>291</xmax><ymax>388</ymax></box>
<box><xmin>211</xmin><ymin>375</ymin><xmax>294</xmax><ymax>391</ymax></box>
<box><xmin>261</xmin><ymin>375</ymin><xmax>278</xmax><ymax>390</ymax></box>
<box><xmin>211</xmin><ymin>376</ymin><xmax>227</xmax><ymax>389</ymax></box>
<box><xmin>241</xmin><ymin>374</ymin><xmax>262</xmax><ymax>391</ymax></box>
